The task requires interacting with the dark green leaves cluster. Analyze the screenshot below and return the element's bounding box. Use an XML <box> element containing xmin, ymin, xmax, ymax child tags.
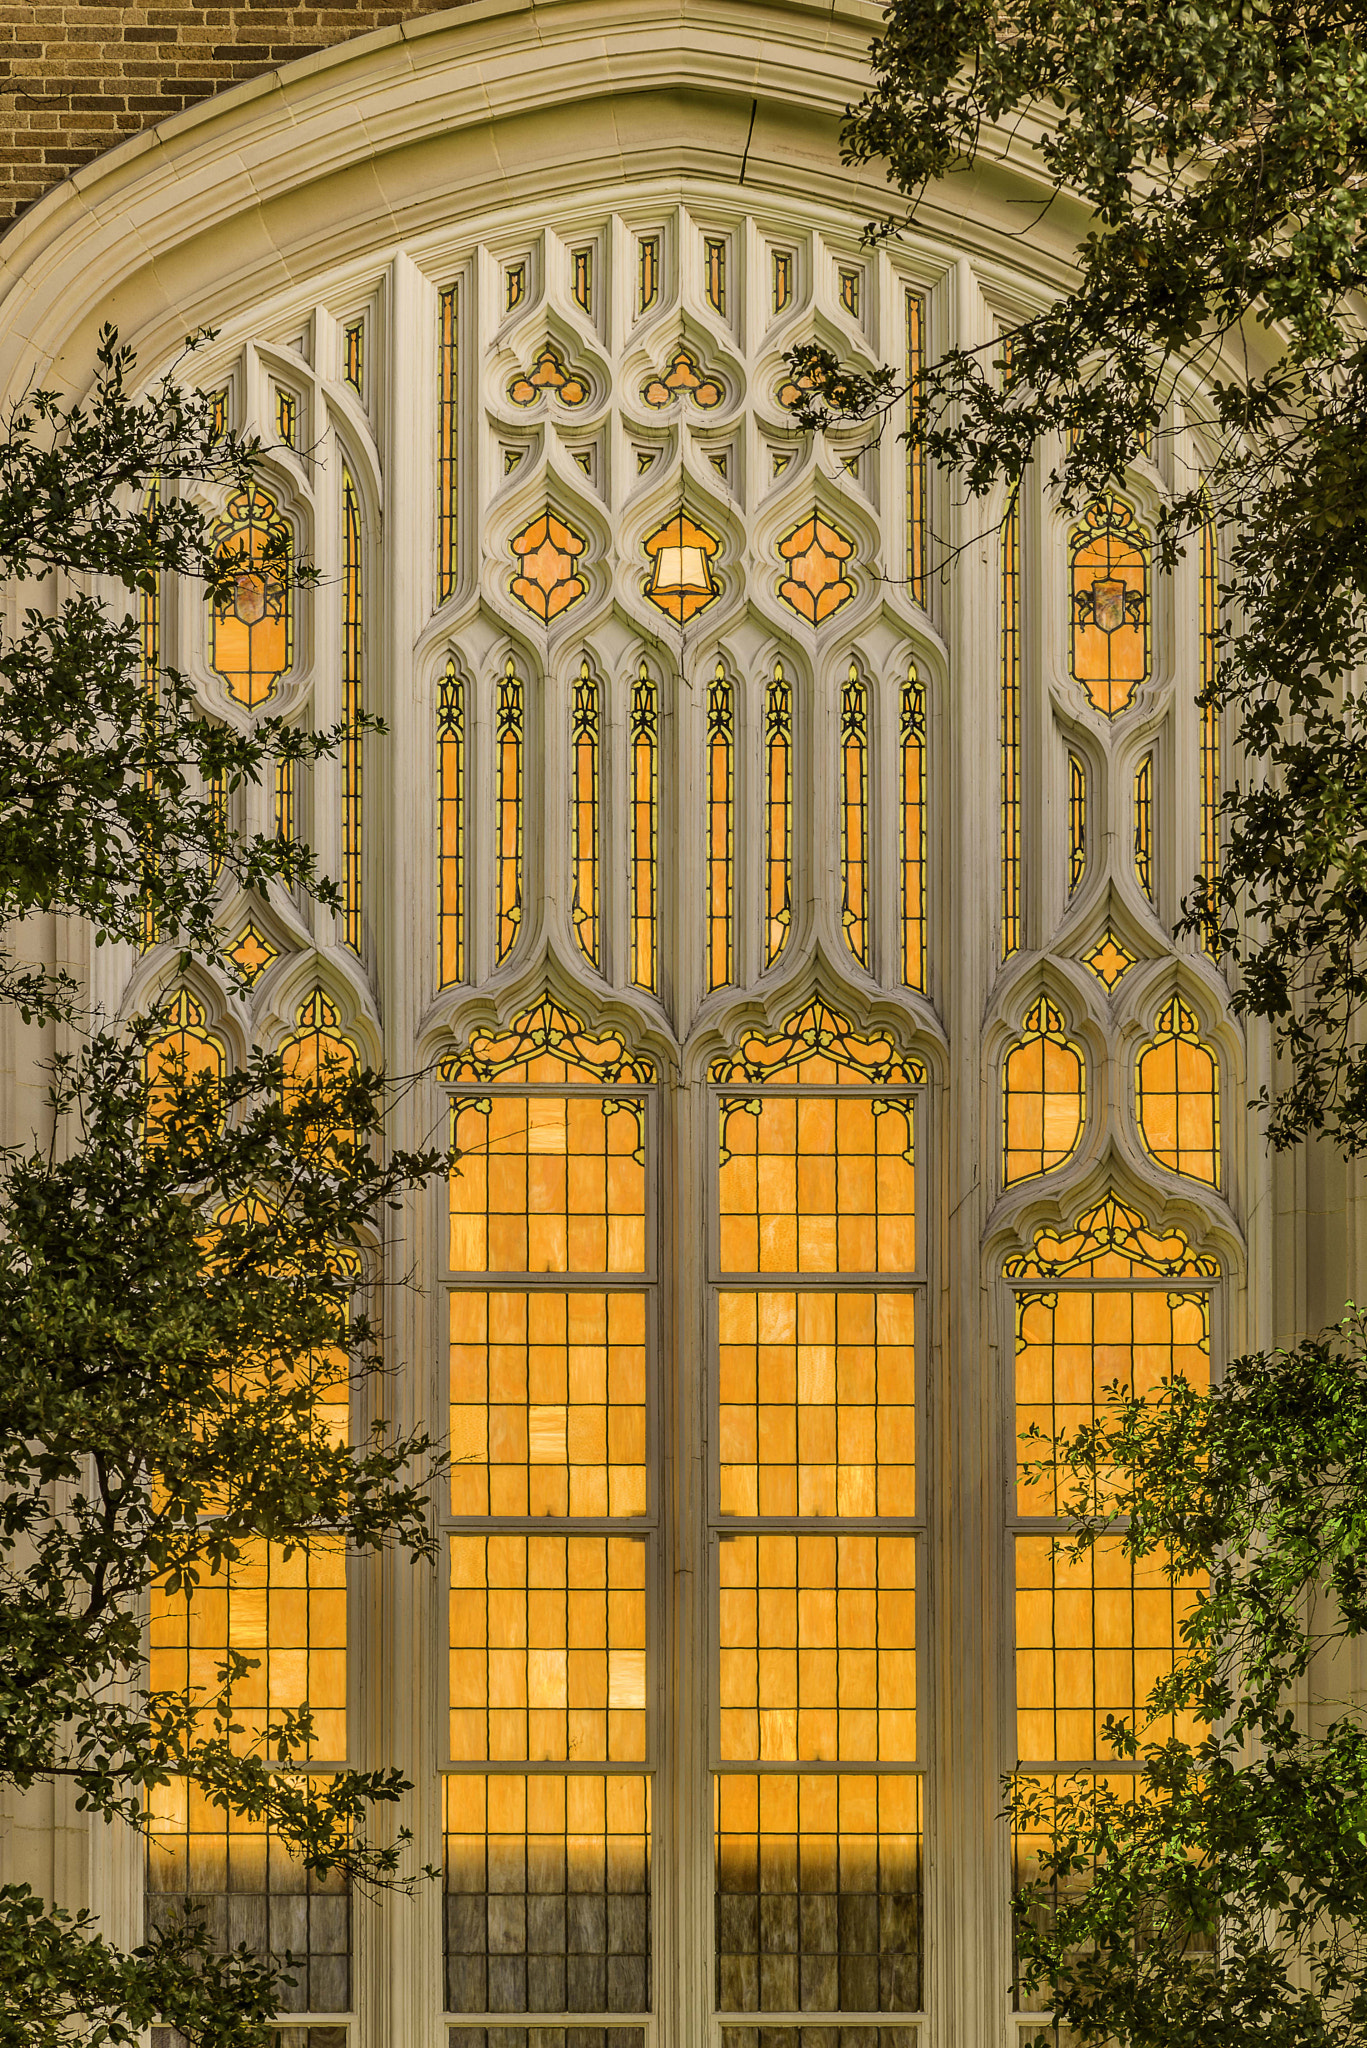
<box><xmin>796</xmin><ymin>0</ymin><xmax>1367</xmax><ymax>1149</ymax></box>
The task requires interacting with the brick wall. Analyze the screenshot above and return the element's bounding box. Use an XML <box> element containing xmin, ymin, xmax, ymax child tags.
<box><xmin>0</xmin><ymin>4</ymin><xmax>467</xmax><ymax>227</ymax></box>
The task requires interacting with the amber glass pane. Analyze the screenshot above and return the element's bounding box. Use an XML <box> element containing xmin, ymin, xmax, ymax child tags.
<box><xmin>1015</xmin><ymin>1534</ymin><xmax>1203</xmax><ymax>1761</ymax></box>
<box><xmin>279</xmin><ymin>989</ymin><xmax>359</xmax><ymax>1158</ymax></box>
<box><xmin>1014</xmin><ymin>1286</ymin><xmax>1210</xmax><ymax>1517</ymax></box>
<box><xmin>1002</xmin><ymin>998</ymin><xmax>1085</xmax><ymax>1186</ymax></box>
<box><xmin>274</xmin><ymin>754</ymin><xmax>295</xmax><ymax>842</ymax></box>
<box><xmin>717</xmin><ymin>1291</ymin><xmax>914</xmax><ymax>1518</ymax></box>
<box><xmin>341</xmin><ymin>468</ymin><xmax>363</xmax><ymax>952</ymax></box>
<box><xmin>439</xmin><ymin>659</ymin><xmax>466</xmax><ymax>986</ymax></box>
<box><xmin>840</xmin><ymin>670</ymin><xmax>869</xmax><ymax>967</ymax></box>
<box><xmin>708</xmin><ymin>667</ymin><xmax>736</xmax><ymax>991</ymax></box>
<box><xmin>1006</xmin><ymin>1194</ymin><xmax>1219</xmax><ymax>1284</ymax></box>
<box><xmin>210</xmin><ymin>482</ymin><xmax>292</xmax><ymax>711</ymax></box>
<box><xmin>721</xmin><ymin>2031</ymin><xmax>916</xmax><ymax>2048</ymax></box>
<box><xmin>343</xmin><ymin>321</ymin><xmax>363</xmax><ymax>396</ymax></box>
<box><xmin>144</xmin><ymin>990</ymin><xmax>224</xmax><ymax>1139</ymax></box>
<box><xmin>1135</xmin><ymin>997</ymin><xmax>1220</xmax><ymax>1187</ymax></box>
<box><xmin>449</xmin><ymin>1097</ymin><xmax>646</xmax><ymax>1274</ymax></box>
<box><xmin>717</xmin><ymin>1096</ymin><xmax>915</xmax><ymax>1276</ymax></box>
<box><xmin>448</xmin><ymin>1534</ymin><xmax>646</xmax><ymax>1763</ymax></box>
<box><xmin>444</xmin><ymin>1774</ymin><xmax>650</xmax><ymax>2014</ymax></box>
<box><xmin>629</xmin><ymin>665</ymin><xmax>659</xmax><ymax>993</ymax></box>
<box><xmin>1001</xmin><ymin>484</ymin><xmax>1021</xmax><ymax>959</ymax></box>
<box><xmin>140</xmin><ymin>480</ymin><xmax>161</xmax><ymax>948</ymax></box>
<box><xmin>714</xmin><ymin>1774</ymin><xmax>921</xmax><ymax>2013</ymax></box>
<box><xmin>906</xmin><ymin>295</ymin><xmax>925</xmax><ymax>608</ymax></box>
<box><xmin>449</xmin><ymin>1290</ymin><xmax>647</xmax><ymax>1518</ymax></box>
<box><xmin>713</xmin><ymin>1002</ymin><xmax>923</xmax><ymax>1090</ymax></box>
<box><xmin>571</xmin><ymin>662</ymin><xmax>601</xmax><ymax>967</ymax></box>
<box><xmin>639</xmin><ymin>236</ymin><xmax>659</xmax><ymax>313</ymax></box>
<box><xmin>1133</xmin><ymin>754</ymin><xmax>1154</xmax><ymax>901</ymax></box>
<box><xmin>496</xmin><ymin>661</ymin><xmax>525</xmax><ymax>963</ymax></box>
<box><xmin>149</xmin><ymin>1535</ymin><xmax>347</xmax><ymax>1759</ymax></box>
<box><xmin>1069</xmin><ymin>495</ymin><xmax>1150</xmax><ymax>716</ymax></box>
<box><xmin>1067</xmin><ymin>752</ymin><xmax>1086</xmax><ymax>895</ymax></box>
<box><xmin>706</xmin><ymin>237</ymin><xmax>727</xmax><ymax>314</ymax></box>
<box><xmin>1200</xmin><ymin>493</ymin><xmax>1221</xmax><ymax>955</ymax></box>
<box><xmin>900</xmin><ymin>673</ymin><xmax>926</xmax><ymax>992</ymax></box>
<box><xmin>719</xmin><ymin>1534</ymin><xmax>916</xmax><ymax>1764</ymax></box>
<box><xmin>147</xmin><ymin>1782</ymin><xmax>349</xmax><ymax>2015</ymax></box>
<box><xmin>443</xmin><ymin>999</ymin><xmax>654</xmax><ymax>1089</ymax></box>
<box><xmin>765</xmin><ymin>667</ymin><xmax>793</xmax><ymax>967</ymax></box>
<box><xmin>438</xmin><ymin>284</ymin><xmax>458</xmax><ymax>602</ymax></box>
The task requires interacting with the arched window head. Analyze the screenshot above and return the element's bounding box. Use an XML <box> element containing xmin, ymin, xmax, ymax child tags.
<box><xmin>144</xmin><ymin>988</ymin><xmax>224</xmax><ymax>1146</ymax></box>
<box><xmin>1135</xmin><ymin>995</ymin><xmax>1221</xmax><ymax>1187</ymax></box>
<box><xmin>1069</xmin><ymin>495</ymin><xmax>1150</xmax><ymax>716</ymax></box>
<box><xmin>1001</xmin><ymin>996</ymin><xmax>1086</xmax><ymax>1186</ymax></box>
<box><xmin>210</xmin><ymin>482</ymin><xmax>292</xmax><ymax>708</ymax></box>
<box><xmin>279</xmin><ymin>989</ymin><xmax>360</xmax><ymax>1157</ymax></box>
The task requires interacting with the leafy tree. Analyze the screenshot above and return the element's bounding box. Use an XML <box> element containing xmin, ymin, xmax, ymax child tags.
<box><xmin>1011</xmin><ymin>1315</ymin><xmax>1367</xmax><ymax>2048</ymax></box>
<box><xmin>0</xmin><ymin>331</ymin><xmax>446</xmax><ymax>2048</ymax></box>
<box><xmin>791</xmin><ymin>0</ymin><xmax>1367</xmax><ymax>1152</ymax></box>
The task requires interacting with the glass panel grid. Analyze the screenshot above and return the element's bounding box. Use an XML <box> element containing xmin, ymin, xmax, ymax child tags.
<box><xmin>1200</xmin><ymin>493</ymin><xmax>1220</xmax><ymax>955</ymax></box>
<box><xmin>840</xmin><ymin>670</ymin><xmax>869</xmax><ymax>968</ymax></box>
<box><xmin>707</xmin><ymin>667</ymin><xmax>736</xmax><ymax>990</ymax></box>
<box><xmin>440</xmin><ymin>659</ymin><xmax>466</xmax><ymax>986</ymax></box>
<box><xmin>629</xmin><ymin>666</ymin><xmax>658</xmax><ymax>993</ymax></box>
<box><xmin>571</xmin><ymin>663</ymin><xmax>601</xmax><ymax>968</ymax></box>
<box><xmin>449</xmin><ymin>1096</ymin><xmax>647</xmax><ymax>1276</ymax></box>
<box><xmin>705</xmin><ymin>237</ymin><xmax>727</xmax><ymax>315</ymax></box>
<box><xmin>1133</xmin><ymin>754</ymin><xmax>1153</xmax><ymax>901</ymax></box>
<box><xmin>716</xmin><ymin>1291</ymin><xmax>915</xmax><ymax>1519</ymax></box>
<box><xmin>497</xmin><ymin>662</ymin><xmax>526</xmax><ymax>963</ymax></box>
<box><xmin>766</xmin><ymin>667</ymin><xmax>794</xmax><ymax>966</ymax></box>
<box><xmin>341</xmin><ymin>468</ymin><xmax>362</xmax><ymax>952</ymax></box>
<box><xmin>716</xmin><ymin>1095</ymin><xmax>915</xmax><ymax>1277</ymax></box>
<box><xmin>718</xmin><ymin>1534</ymin><xmax>916</xmax><ymax>1764</ymax></box>
<box><xmin>1002</xmin><ymin>999</ymin><xmax>1085</xmax><ymax>1187</ymax></box>
<box><xmin>1068</xmin><ymin>495</ymin><xmax>1151</xmax><ymax>717</ymax></box>
<box><xmin>899</xmin><ymin>673</ymin><xmax>926</xmax><ymax>992</ymax></box>
<box><xmin>1066</xmin><ymin>753</ymin><xmax>1085</xmax><ymax>896</ymax></box>
<box><xmin>444</xmin><ymin>1775</ymin><xmax>651</xmax><ymax>2017</ymax></box>
<box><xmin>905</xmin><ymin>295</ymin><xmax>926</xmax><ymax>607</ymax></box>
<box><xmin>440</xmin><ymin>285</ymin><xmax>459</xmax><ymax>602</ymax></box>
<box><xmin>1001</xmin><ymin>484</ymin><xmax>1021</xmax><ymax>959</ymax></box>
<box><xmin>1134</xmin><ymin>997</ymin><xmax>1220</xmax><ymax>1187</ymax></box>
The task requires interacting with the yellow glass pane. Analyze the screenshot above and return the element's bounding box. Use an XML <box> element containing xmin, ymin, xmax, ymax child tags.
<box><xmin>1014</xmin><ymin>1285</ymin><xmax>1210</xmax><ymax>1515</ymax></box>
<box><xmin>717</xmin><ymin>1096</ymin><xmax>915</xmax><ymax>1275</ymax></box>
<box><xmin>1015</xmin><ymin>1534</ymin><xmax>1203</xmax><ymax>1761</ymax></box>
<box><xmin>717</xmin><ymin>1291</ymin><xmax>914</xmax><ymax>1517</ymax></box>
<box><xmin>443</xmin><ymin>997</ymin><xmax>655</xmax><ymax>1087</ymax></box>
<box><xmin>1135</xmin><ymin>996</ymin><xmax>1221</xmax><ymax>1188</ymax></box>
<box><xmin>712</xmin><ymin>999</ymin><xmax>923</xmax><ymax>1088</ymax></box>
<box><xmin>449</xmin><ymin>1097</ymin><xmax>646</xmax><ymax>1274</ymax></box>
<box><xmin>448</xmin><ymin>1534</ymin><xmax>647</xmax><ymax>1763</ymax></box>
<box><xmin>1002</xmin><ymin>997</ymin><xmax>1085</xmax><ymax>1185</ymax></box>
<box><xmin>149</xmin><ymin>1535</ymin><xmax>347</xmax><ymax>1760</ymax></box>
<box><xmin>719</xmin><ymin>1533</ymin><xmax>916</xmax><ymax>1763</ymax></box>
<box><xmin>444</xmin><ymin>1773</ymin><xmax>651</xmax><ymax>2015</ymax></box>
<box><xmin>1069</xmin><ymin>495</ymin><xmax>1150</xmax><ymax>716</ymax></box>
<box><xmin>449</xmin><ymin>1290</ymin><xmax>647</xmax><ymax>1518</ymax></box>
<box><xmin>1006</xmin><ymin>1194</ymin><xmax>1219</xmax><ymax>1283</ymax></box>
<box><xmin>714</xmin><ymin>1773</ymin><xmax>921</xmax><ymax>2013</ymax></box>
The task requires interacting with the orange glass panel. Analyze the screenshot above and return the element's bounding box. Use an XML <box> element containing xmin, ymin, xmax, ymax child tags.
<box><xmin>772</xmin><ymin>250</ymin><xmax>792</xmax><ymax>313</ymax></box>
<box><xmin>449</xmin><ymin>1096</ymin><xmax>646</xmax><ymax>1275</ymax></box>
<box><xmin>279</xmin><ymin>989</ymin><xmax>359</xmax><ymax>1154</ymax></box>
<box><xmin>1069</xmin><ymin>495</ymin><xmax>1150</xmax><ymax>716</ymax></box>
<box><xmin>714</xmin><ymin>1774</ymin><xmax>921</xmax><ymax>2013</ymax></box>
<box><xmin>449</xmin><ymin>1290</ymin><xmax>647</xmax><ymax>1519</ymax></box>
<box><xmin>571</xmin><ymin>660</ymin><xmax>601</xmax><ymax>967</ymax></box>
<box><xmin>1200</xmin><ymin>491</ymin><xmax>1221</xmax><ymax>955</ymax></box>
<box><xmin>510</xmin><ymin>511</ymin><xmax>587</xmax><ymax>621</ymax></box>
<box><xmin>149</xmin><ymin>1534</ymin><xmax>347</xmax><ymax>1761</ymax></box>
<box><xmin>717</xmin><ymin>1291</ymin><xmax>914</xmax><ymax>1518</ymax></box>
<box><xmin>1135</xmin><ymin>995</ymin><xmax>1221</xmax><ymax>1187</ymax></box>
<box><xmin>139</xmin><ymin>480</ymin><xmax>161</xmax><ymax>949</ymax></box>
<box><xmin>765</xmin><ymin>666</ymin><xmax>793</xmax><ymax>967</ymax></box>
<box><xmin>1134</xmin><ymin>753</ymin><xmax>1154</xmax><ymax>900</ymax></box>
<box><xmin>1005</xmin><ymin>1194</ymin><xmax>1219</xmax><ymax>1283</ymax></box>
<box><xmin>444</xmin><ymin>1774</ymin><xmax>650</xmax><ymax>2015</ymax></box>
<box><xmin>906</xmin><ymin>294</ymin><xmax>926</xmax><ymax>608</ymax></box>
<box><xmin>447</xmin><ymin>1533</ymin><xmax>646</xmax><ymax>1763</ymax></box>
<box><xmin>705</xmin><ymin>236</ymin><xmax>727</xmax><ymax>314</ymax></box>
<box><xmin>707</xmin><ymin>666</ymin><xmax>735</xmax><ymax>990</ymax></box>
<box><xmin>210</xmin><ymin>483</ymin><xmax>291</xmax><ymax>710</ymax></box>
<box><xmin>900</xmin><ymin>671</ymin><xmax>927</xmax><ymax>992</ymax></box>
<box><xmin>227</xmin><ymin>921</ymin><xmax>278</xmax><ymax>987</ymax></box>
<box><xmin>717</xmin><ymin>1094</ymin><xmax>915</xmax><ymax>1277</ymax></box>
<box><xmin>1001</xmin><ymin>483</ymin><xmax>1021</xmax><ymax>958</ymax></box>
<box><xmin>1013</xmin><ymin>1284</ymin><xmax>1211</xmax><ymax>1518</ymax></box>
<box><xmin>439</xmin><ymin>284</ymin><xmax>458</xmax><ymax>601</ymax></box>
<box><xmin>838</xmin><ymin>268</ymin><xmax>860</xmax><ymax>318</ymax></box>
<box><xmin>274</xmin><ymin>754</ymin><xmax>294</xmax><ymax>842</ymax></box>
<box><xmin>1083</xmin><ymin>926</ymin><xmax>1135</xmax><ymax>992</ymax></box>
<box><xmin>439</xmin><ymin>659</ymin><xmax>466</xmax><ymax>986</ymax></box>
<box><xmin>629</xmin><ymin>665</ymin><xmax>659</xmax><ymax>993</ymax></box>
<box><xmin>718</xmin><ymin>1533</ymin><xmax>916</xmax><ymax>1764</ymax></box>
<box><xmin>1015</xmin><ymin>1534</ymin><xmax>1204</xmax><ymax>1761</ymax></box>
<box><xmin>144</xmin><ymin>989</ymin><xmax>224</xmax><ymax>1141</ymax></box>
<box><xmin>640</xmin><ymin>344</ymin><xmax>723</xmax><ymax>409</ymax></box>
<box><xmin>1067</xmin><ymin>752</ymin><xmax>1086</xmax><ymax>895</ymax></box>
<box><xmin>777</xmin><ymin>515</ymin><xmax>856</xmax><ymax>626</ymax></box>
<box><xmin>644</xmin><ymin>510</ymin><xmax>721</xmax><ymax>624</ymax></box>
<box><xmin>341</xmin><ymin>468</ymin><xmax>363</xmax><ymax>951</ymax></box>
<box><xmin>343</xmin><ymin>320</ymin><xmax>363</xmax><ymax>396</ymax></box>
<box><xmin>572</xmin><ymin>248</ymin><xmax>593</xmax><ymax>313</ymax></box>
<box><xmin>442</xmin><ymin>997</ymin><xmax>655</xmax><ymax>1088</ymax></box>
<box><xmin>840</xmin><ymin>667</ymin><xmax>869</xmax><ymax>967</ymax></box>
<box><xmin>639</xmin><ymin>236</ymin><xmax>659</xmax><ymax>313</ymax></box>
<box><xmin>711</xmin><ymin>999</ymin><xmax>924</xmax><ymax>1089</ymax></box>
<box><xmin>507</xmin><ymin>343</ymin><xmax>589</xmax><ymax>409</ymax></box>
<box><xmin>495</xmin><ymin>660</ymin><xmax>524</xmax><ymax>963</ymax></box>
<box><xmin>1002</xmin><ymin>997</ymin><xmax>1086</xmax><ymax>1185</ymax></box>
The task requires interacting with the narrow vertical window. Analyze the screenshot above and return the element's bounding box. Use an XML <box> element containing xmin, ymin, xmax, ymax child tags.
<box><xmin>438</xmin><ymin>284</ymin><xmax>458</xmax><ymax>604</ymax></box>
<box><xmin>438</xmin><ymin>658</ymin><xmax>466</xmax><ymax>988</ymax></box>
<box><xmin>343</xmin><ymin>320</ymin><xmax>363</xmax><ymax>397</ymax></box>
<box><xmin>140</xmin><ymin>480</ymin><xmax>160</xmax><ymax>950</ymax></box>
<box><xmin>772</xmin><ymin>250</ymin><xmax>791</xmax><ymax>314</ymax></box>
<box><xmin>572</xmin><ymin>248</ymin><xmax>592</xmax><ymax>313</ymax></box>
<box><xmin>505</xmin><ymin>263</ymin><xmax>525</xmax><ymax>312</ymax></box>
<box><xmin>630</xmin><ymin>663</ymin><xmax>659</xmax><ymax>993</ymax></box>
<box><xmin>838</xmin><ymin>266</ymin><xmax>860</xmax><ymax>317</ymax></box>
<box><xmin>1134</xmin><ymin>753</ymin><xmax>1154</xmax><ymax>902</ymax></box>
<box><xmin>1069</xmin><ymin>495</ymin><xmax>1150</xmax><ymax>716</ymax></box>
<box><xmin>907</xmin><ymin>293</ymin><xmax>926</xmax><ymax>608</ymax></box>
<box><xmin>207</xmin><ymin>388</ymin><xmax>227</xmax><ymax>440</ymax></box>
<box><xmin>764</xmin><ymin>664</ymin><xmax>792</xmax><ymax>968</ymax></box>
<box><xmin>706</xmin><ymin>664</ymin><xmax>735</xmax><ymax>991</ymax></box>
<box><xmin>1135</xmin><ymin>996</ymin><xmax>1221</xmax><ymax>1187</ymax></box>
<box><xmin>275</xmin><ymin>388</ymin><xmax>297</xmax><ymax>447</ymax></box>
<box><xmin>1002</xmin><ymin>996</ymin><xmax>1086</xmax><ymax>1184</ymax></box>
<box><xmin>1200</xmin><ymin>491</ymin><xmax>1220</xmax><ymax>955</ymax></box>
<box><xmin>341</xmin><ymin>468</ymin><xmax>363</xmax><ymax>953</ymax></box>
<box><xmin>704</xmin><ymin>236</ymin><xmax>726</xmax><ymax>315</ymax></box>
<box><xmin>1067</xmin><ymin>751</ymin><xmax>1086</xmax><ymax>896</ymax></box>
<box><xmin>571</xmin><ymin>658</ymin><xmax>601</xmax><ymax>968</ymax></box>
<box><xmin>1001</xmin><ymin>484</ymin><xmax>1022</xmax><ymax>960</ymax></box>
<box><xmin>840</xmin><ymin>663</ymin><xmax>870</xmax><ymax>967</ymax></box>
<box><xmin>900</xmin><ymin>667</ymin><xmax>927</xmax><ymax>991</ymax></box>
<box><xmin>274</xmin><ymin>756</ymin><xmax>295</xmax><ymax>843</ymax></box>
<box><xmin>207</xmin><ymin>772</ymin><xmax>226</xmax><ymax>885</ymax></box>
<box><xmin>638</xmin><ymin>237</ymin><xmax>659</xmax><ymax>314</ymax></box>
<box><xmin>495</xmin><ymin>659</ymin><xmax>524</xmax><ymax>964</ymax></box>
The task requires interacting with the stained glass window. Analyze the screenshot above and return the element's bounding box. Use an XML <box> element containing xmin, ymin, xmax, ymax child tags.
<box><xmin>1069</xmin><ymin>495</ymin><xmax>1150</xmax><ymax>716</ymax></box>
<box><xmin>1135</xmin><ymin>995</ymin><xmax>1221</xmax><ymax>1187</ymax></box>
<box><xmin>508</xmin><ymin>345</ymin><xmax>589</xmax><ymax>408</ymax></box>
<box><xmin>1201</xmin><ymin>491</ymin><xmax>1221</xmax><ymax>955</ymax></box>
<box><xmin>1134</xmin><ymin>753</ymin><xmax>1154</xmax><ymax>900</ymax></box>
<box><xmin>510</xmin><ymin>510</ymin><xmax>587</xmax><ymax>620</ymax></box>
<box><xmin>572</xmin><ymin>248</ymin><xmax>592</xmax><ymax>312</ymax></box>
<box><xmin>280</xmin><ymin>990</ymin><xmax>360</xmax><ymax>1156</ymax></box>
<box><xmin>275</xmin><ymin>388</ymin><xmax>297</xmax><ymax>448</ymax></box>
<box><xmin>140</xmin><ymin>479</ymin><xmax>161</xmax><ymax>949</ymax></box>
<box><xmin>211</xmin><ymin>483</ymin><xmax>292</xmax><ymax>710</ymax></box>
<box><xmin>705</xmin><ymin>236</ymin><xmax>726</xmax><ymax>314</ymax></box>
<box><xmin>840</xmin><ymin>667</ymin><xmax>870</xmax><ymax>967</ymax></box>
<box><xmin>900</xmin><ymin>670</ymin><xmax>926</xmax><ymax>992</ymax></box>
<box><xmin>1002</xmin><ymin>996</ymin><xmax>1085</xmax><ymax>1185</ymax></box>
<box><xmin>906</xmin><ymin>294</ymin><xmax>926</xmax><ymax>608</ymax></box>
<box><xmin>144</xmin><ymin>988</ymin><xmax>224</xmax><ymax>1140</ymax></box>
<box><xmin>1067</xmin><ymin>752</ymin><xmax>1086</xmax><ymax>895</ymax></box>
<box><xmin>1001</xmin><ymin>485</ymin><xmax>1022</xmax><ymax>958</ymax></box>
<box><xmin>341</xmin><ymin>468</ymin><xmax>362</xmax><ymax>953</ymax></box>
<box><xmin>712</xmin><ymin>999</ymin><xmax>923</xmax><ymax>2022</ymax></box>
<box><xmin>439</xmin><ymin>659</ymin><xmax>466</xmax><ymax>988</ymax></box>
<box><xmin>764</xmin><ymin>665</ymin><xmax>793</xmax><ymax>968</ymax></box>
<box><xmin>629</xmin><ymin>664</ymin><xmax>659</xmax><ymax>994</ymax></box>
<box><xmin>274</xmin><ymin>755</ymin><xmax>294</xmax><ymax>843</ymax></box>
<box><xmin>838</xmin><ymin>267</ymin><xmax>860</xmax><ymax>318</ymax></box>
<box><xmin>343</xmin><ymin>320</ymin><xmax>363</xmax><ymax>397</ymax></box>
<box><xmin>495</xmin><ymin>659</ymin><xmax>524</xmax><ymax>964</ymax></box>
<box><xmin>571</xmin><ymin>660</ymin><xmax>601</xmax><ymax>968</ymax></box>
<box><xmin>777</xmin><ymin>514</ymin><xmax>856</xmax><ymax>625</ymax></box>
<box><xmin>505</xmin><ymin>263</ymin><xmax>526</xmax><ymax>312</ymax></box>
<box><xmin>1082</xmin><ymin>926</ymin><xmax>1135</xmax><ymax>992</ymax></box>
<box><xmin>638</xmin><ymin>236</ymin><xmax>659</xmax><ymax>313</ymax></box>
<box><xmin>707</xmin><ymin>665</ymin><xmax>736</xmax><ymax>992</ymax></box>
<box><xmin>772</xmin><ymin>251</ymin><xmax>792</xmax><ymax>313</ymax></box>
<box><xmin>442</xmin><ymin>998</ymin><xmax>655</xmax><ymax>2027</ymax></box>
<box><xmin>439</xmin><ymin>284</ymin><xmax>458</xmax><ymax>603</ymax></box>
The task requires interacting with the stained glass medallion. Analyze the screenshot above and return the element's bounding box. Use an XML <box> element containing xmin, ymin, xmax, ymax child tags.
<box><xmin>227</xmin><ymin>921</ymin><xmax>279</xmax><ymax>986</ymax></box>
<box><xmin>507</xmin><ymin>343</ymin><xmax>589</xmax><ymax>408</ymax></box>
<box><xmin>640</xmin><ymin>344</ymin><xmax>723</xmax><ymax>408</ymax></box>
<box><xmin>210</xmin><ymin>483</ymin><xmax>292</xmax><ymax>709</ymax></box>
<box><xmin>1069</xmin><ymin>494</ymin><xmax>1151</xmax><ymax>716</ymax></box>
<box><xmin>643</xmin><ymin>511</ymin><xmax>720</xmax><ymax>623</ymax></box>
<box><xmin>1135</xmin><ymin>994</ymin><xmax>1221</xmax><ymax>1187</ymax></box>
<box><xmin>777</xmin><ymin>513</ymin><xmax>856</xmax><ymax>625</ymax></box>
<box><xmin>1083</xmin><ymin>926</ymin><xmax>1137</xmax><ymax>991</ymax></box>
<box><xmin>509</xmin><ymin>510</ymin><xmax>587</xmax><ymax>622</ymax></box>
